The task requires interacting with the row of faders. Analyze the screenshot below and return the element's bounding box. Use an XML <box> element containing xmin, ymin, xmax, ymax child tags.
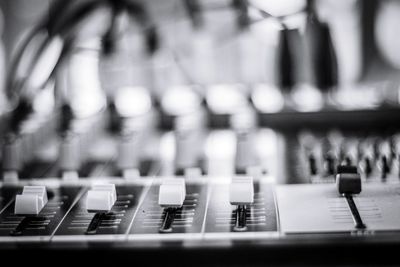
<box><xmin>0</xmin><ymin>170</ymin><xmax>400</xmax><ymax>242</ymax></box>
<box><xmin>0</xmin><ymin>175</ymin><xmax>279</xmax><ymax>241</ymax></box>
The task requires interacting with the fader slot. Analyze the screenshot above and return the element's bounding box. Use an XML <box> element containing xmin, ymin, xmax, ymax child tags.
<box><xmin>204</xmin><ymin>180</ymin><xmax>277</xmax><ymax>234</ymax></box>
<box><xmin>0</xmin><ymin>186</ymin><xmax>81</xmax><ymax>240</ymax></box>
<box><xmin>129</xmin><ymin>180</ymin><xmax>207</xmax><ymax>235</ymax></box>
<box><xmin>54</xmin><ymin>185</ymin><xmax>145</xmax><ymax>239</ymax></box>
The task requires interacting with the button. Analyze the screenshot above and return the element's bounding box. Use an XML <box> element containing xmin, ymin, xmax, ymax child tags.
<box><xmin>229</xmin><ymin>176</ymin><xmax>254</xmax><ymax>205</ymax></box>
<box><xmin>336</xmin><ymin>165</ymin><xmax>361</xmax><ymax>195</ymax></box>
<box><xmin>158</xmin><ymin>178</ymin><xmax>186</xmax><ymax>208</ymax></box>
<box><xmin>184</xmin><ymin>167</ymin><xmax>202</xmax><ymax>179</ymax></box>
<box><xmin>3</xmin><ymin>171</ymin><xmax>19</xmax><ymax>183</ymax></box>
<box><xmin>122</xmin><ymin>168</ymin><xmax>140</xmax><ymax>180</ymax></box>
<box><xmin>246</xmin><ymin>166</ymin><xmax>263</xmax><ymax>180</ymax></box>
<box><xmin>86</xmin><ymin>184</ymin><xmax>117</xmax><ymax>212</ymax></box>
<box><xmin>62</xmin><ymin>171</ymin><xmax>79</xmax><ymax>181</ymax></box>
<box><xmin>15</xmin><ymin>186</ymin><xmax>48</xmax><ymax>215</ymax></box>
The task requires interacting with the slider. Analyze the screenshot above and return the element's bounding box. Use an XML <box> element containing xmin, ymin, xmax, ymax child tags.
<box><xmin>336</xmin><ymin>165</ymin><xmax>365</xmax><ymax>230</ymax></box>
<box><xmin>85</xmin><ymin>184</ymin><xmax>117</xmax><ymax>235</ymax></box>
<box><xmin>86</xmin><ymin>184</ymin><xmax>117</xmax><ymax>212</ymax></box>
<box><xmin>229</xmin><ymin>176</ymin><xmax>254</xmax><ymax>232</ymax></box>
<box><xmin>158</xmin><ymin>178</ymin><xmax>186</xmax><ymax>233</ymax></box>
<box><xmin>15</xmin><ymin>186</ymin><xmax>48</xmax><ymax>215</ymax></box>
<box><xmin>12</xmin><ymin>186</ymin><xmax>48</xmax><ymax>236</ymax></box>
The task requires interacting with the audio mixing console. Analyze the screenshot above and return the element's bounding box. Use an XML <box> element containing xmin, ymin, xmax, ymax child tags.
<box><xmin>1</xmin><ymin>0</ymin><xmax>400</xmax><ymax>265</ymax></box>
<box><xmin>0</xmin><ymin>175</ymin><xmax>398</xmax><ymax>263</ymax></box>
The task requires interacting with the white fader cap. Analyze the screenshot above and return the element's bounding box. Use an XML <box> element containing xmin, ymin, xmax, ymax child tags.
<box><xmin>86</xmin><ymin>184</ymin><xmax>117</xmax><ymax>212</ymax></box>
<box><xmin>229</xmin><ymin>176</ymin><xmax>254</xmax><ymax>205</ymax></box>
<box><xmin>15</xmin><ymin>186</ymin><xmax>48</xmax><ymax>215</ymax></box>
<box><xmin>158</xmin><ymin>178</ymin><xmax>186</xmax><ymax>208</ymax></box>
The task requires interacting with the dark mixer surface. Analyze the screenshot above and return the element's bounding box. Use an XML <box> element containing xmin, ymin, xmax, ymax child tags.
<box><xmin>1</xmin><ymin>0</ymin><xmax>400</xmax><ymax>266</ymax></box>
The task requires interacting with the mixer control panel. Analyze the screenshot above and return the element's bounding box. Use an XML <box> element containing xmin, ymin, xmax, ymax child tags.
<box><xmin>0</xmin><ymin>176</ymin><xmax>395</xmax><ymax>246</ymax></box>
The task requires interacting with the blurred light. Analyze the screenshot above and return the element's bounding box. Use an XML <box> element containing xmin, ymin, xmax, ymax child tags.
<box><xmin>74</xmin><ymin>6</ymin><xmax>112</xmax><ymax>42</ymax></box>
<box><xmin>251</xmin><ymin>84</ymin><xmax>284</xmax><ymax>113</ymax></box>
<box><xmin>205</xmin><ymin>130</ymin><xmax>236</xmax><ymax>176</ymax></box>
<box><xmin>256</xmin><ymin>128</ymin><xmax>279</xmax><ymax>158</ymax></box>
<box><xmin>207</xmin><ymin>84</ymin><xmax>248</xmax><ymax>114</ymax></box>
<box><xmin>375</xmin><ymin>0</ymin><xmax>400</xmax><ymax>69</ymax></box>
<box><xmin>334</xmin><ymin>85</ymin><xmax>383</xmax><ymax>110</ymax></box>
<box><xmin>291</xmin><ymin>84</ymin><xmax>324</xmax><ymax>112</ymax></box>
<box><xmin>316</xmin><ymin>0</ymin><xmax>358</xmax><ymax>19</ymax></box>
<box><xmin>32</xmin><ymin>82</ymin><xmax>55</xmax><ymax>115</ymax></box>
<box><xmin>230</xmin><ymin>108</ymin><xmax>256</xmax><ymax>130</ymax></box>
<box><xmin>114</xmin><ymin>86</ymin><xmax>152</xmax><ymax>117</ymax></box>
<box><xmin>160</xmin><ymin>131</ymin><xmax>175</xmax><ymax>162</ymax></box>
<box><xmin>27</xmin><ymin>36</ymin><xmax>63</xmax><ymax>90</ymax></box>
<box><xmin>68</xmin><ymin>41</ymin><xmax>106</xmax><ymax>118</ymax></box>
<box><xmin>161</xmin><ymin>86</ymin><xmax>202</xmax><ymax>116</ymax></box>
<box><xmin>249</xmin><ymin>18</ymin><xmax>281</xmax><ymax>45</ymax></box>
<box><xmin>249</xmin><ymin>0</ymin><xmax>306</xmax><ymax>17</ymax></box>
<box><xmin>174</xmin><ymin>112</ymin><xmax>203</xmax><ymax>131</ymax></box>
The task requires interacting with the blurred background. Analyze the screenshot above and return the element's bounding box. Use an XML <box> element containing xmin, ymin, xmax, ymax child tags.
<box><xmin>1</xmin><ymin>0</ymin><xmax>400</xmax><ymax>185</ymax></box>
